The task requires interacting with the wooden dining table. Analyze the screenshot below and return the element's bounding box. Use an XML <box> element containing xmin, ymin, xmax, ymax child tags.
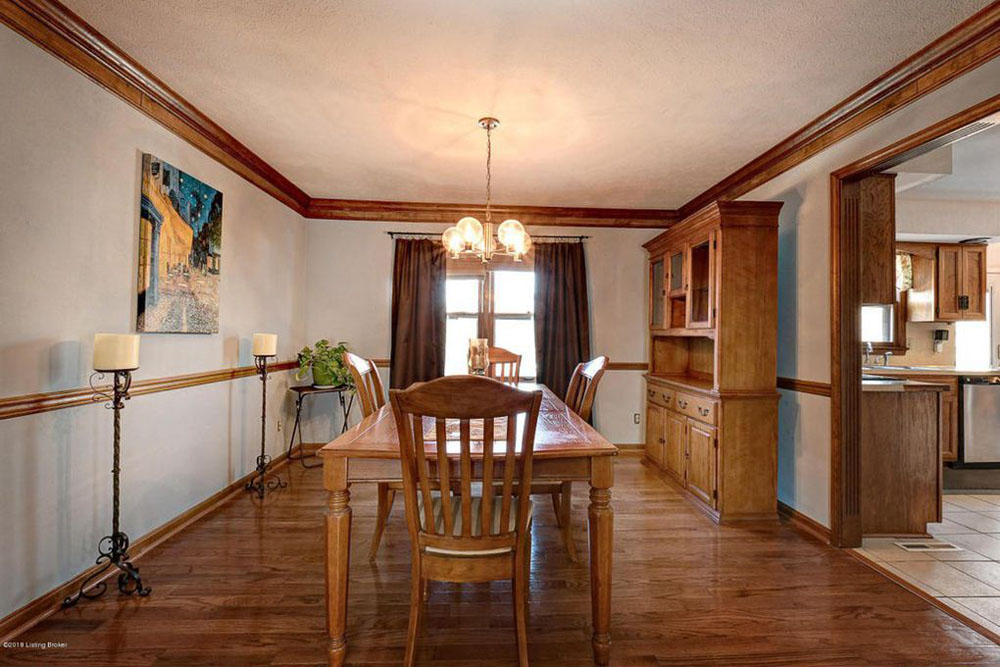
<box><xmin>318</xmin><ymin>382</ymin><xmax>618</xmax><ymax>666</ymax></box>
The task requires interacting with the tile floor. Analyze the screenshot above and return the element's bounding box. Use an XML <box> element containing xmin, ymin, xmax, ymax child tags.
<box><xmin>855</xmin><ymin>493</ymin><xmax>1000</xmax><ymax>636</ymax></box>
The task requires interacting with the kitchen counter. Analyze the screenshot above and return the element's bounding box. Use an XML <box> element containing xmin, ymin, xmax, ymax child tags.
<box><xmin>864</xmin><ymin>366</ymin><xmax>1000</xmax><ymax>377</ymax></box>
<box><xmin>862</xmin><ymin>377</ymin><xmax>949</xmax><ymax>392</ymax></box>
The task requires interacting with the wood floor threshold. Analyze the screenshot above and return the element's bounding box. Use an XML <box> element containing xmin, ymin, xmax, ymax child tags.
<box><xmin>777</xmin><ymin>500</ymin><xmax>832</xmax><ymax>544</ymax></box>
<box><xmin>0</xmin><ymin>449</ymin><xmax>295</xmax><ymax>643</ymax></box>
<box><xmin>849</xmin><ymin>548</ymin><xmax>1000</xmax><ymax>646</ymax></box>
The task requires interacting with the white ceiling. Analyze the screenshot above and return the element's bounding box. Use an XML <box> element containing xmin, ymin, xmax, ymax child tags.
<box><xmin>63</xmin><ymin>0</ymin><xmax>990</xmax><ymax>209</ymax></box>
<box><xmin>899</xmin><ymin>125</ymin><xmax>1000</xmax><ymax>201</ymax></box>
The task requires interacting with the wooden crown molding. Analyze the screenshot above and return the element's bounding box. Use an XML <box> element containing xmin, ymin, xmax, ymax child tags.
<box><xmin>0</xmin><ymin>0</ymin><xmax>311</xmax><ymax>214</ymax></box>
<box><xmin>0</xmin><ymin>360</ymin><xmax>297</xmax><ymax>421</ymax></box>
<box><xmin>304</xmin><ymin>198</ymin><xmax>677</xmax><ymax>228</ymax></box>
<box><xmin>678</xmin><ymin>1</ymin><xmax>1000</xmax><ymax>218</ymax></box>
<box><xmin>4</xmin><ymin>0</ymin><xmax>998</xmax><ymax>229</ymax></box>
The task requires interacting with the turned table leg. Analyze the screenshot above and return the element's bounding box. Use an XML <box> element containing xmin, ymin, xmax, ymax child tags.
<box><xmin>588</xmin><ymin>456</ymin><xmax>614</xmax><ymax>665</ymax></box>
<box><xmin>324</xmin><ymin>457</ymin><xmax>351</xmax><ymax>667</ymax></box>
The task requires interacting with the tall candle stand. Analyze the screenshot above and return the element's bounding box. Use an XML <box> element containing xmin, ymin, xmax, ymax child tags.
<box><xmin>246</xmin><ymin>354</ymin><xmax>286</xmax><ymax>499</ymax></box>
<box><xmin>64</xmin><ymin>370</ymin><xmax>151</xmax><ymax>607</ymax></box>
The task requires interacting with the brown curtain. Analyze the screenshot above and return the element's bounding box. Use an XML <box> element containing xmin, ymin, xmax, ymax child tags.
<box><xmin>533</xmin><ymin>242</ymin><xmax>591</xmax><ymax>399</ymax></box>
<box><xmin>390</xmin><ymin>238</ymin><xmax>447</xmax><ymax>389</ymax></box>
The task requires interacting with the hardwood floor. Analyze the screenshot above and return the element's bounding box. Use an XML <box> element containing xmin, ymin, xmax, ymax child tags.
<box><xmin>3</xmin><ymin>458</ymin><xmax>1000</xmax><ymax>666</ymax></box>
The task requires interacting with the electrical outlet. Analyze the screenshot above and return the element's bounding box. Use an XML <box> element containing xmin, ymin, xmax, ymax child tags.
<box><xmin>276</xmin><ymin>419</ymin><xmax>282</xmax><ymax>432</ymax></box>
<box><xmin>633</xmin><ymin>413</ymin><xmax>640</xmax><ymax>424</ymax></box>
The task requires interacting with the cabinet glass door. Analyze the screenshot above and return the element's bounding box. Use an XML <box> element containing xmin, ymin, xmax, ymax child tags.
<box><xmin>650</xmin><ymin>257</ymin><xmax>665</xmax><ymax>328</ymax></box>
<box><xmin>668</xmin><ymin>251</ymin><xmax>685</xmax><ymax>295</ymax></box>
<box><xmin>686</xmin><ymin>234</ymin><xmax>715</xmax><ymax>328</ymax></box>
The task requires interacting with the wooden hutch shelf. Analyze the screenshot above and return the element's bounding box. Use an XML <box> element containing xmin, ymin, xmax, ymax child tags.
<box><xmin>643</xmin><ymin>201</ymin><xmax>781</xmax><ymax>523</ymax></box>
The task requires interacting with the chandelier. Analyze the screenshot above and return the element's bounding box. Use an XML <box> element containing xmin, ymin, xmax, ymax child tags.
<box><xmin>442</xmin><ymin>117</ymin><xmax>531</xmax><ymax>263</ymax></box>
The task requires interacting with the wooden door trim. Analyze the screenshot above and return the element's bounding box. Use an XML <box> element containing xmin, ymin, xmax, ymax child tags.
<box><xmin>679</xmin><ymin>2</ymin><xmax>1000</xmax><ymax>217</ymax></box>
<box><xmin>829</xmin><ymin>94</ymin><xmax>1000</xmax><ymax>548</ymax></box>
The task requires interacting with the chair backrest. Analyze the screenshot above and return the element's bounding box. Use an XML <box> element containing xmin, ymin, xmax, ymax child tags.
<box><xmin>344</xmin><ymin>352</ymin><xmax>385</xmax><ymax>418</ymax></box>
<box><xmin>487</xmin><ymin>346</ymin><xmax>522</xmax><ymax>384</ymax></box>
<box><xmin>390</xmin><ymin>376</ymin><xmax>542</xmax><ymax>555</ymax></box>
<box><xmin>565</xmin><ymin>355</ymin><xmax>609</xmax><ymax>422</ymax></box>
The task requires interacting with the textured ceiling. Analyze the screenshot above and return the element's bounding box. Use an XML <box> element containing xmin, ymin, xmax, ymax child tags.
<box><xmin>62</xmin><ymin>0</ymin><xmax>990</xmax><ymax>209</ymax></box>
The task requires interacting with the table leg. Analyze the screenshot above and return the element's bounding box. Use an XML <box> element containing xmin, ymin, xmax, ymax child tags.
<box><xmin>588</xmin><ymin>457</ymin><xmax>613</xmax><ymax>665</ymax></box>
<box><xmin>287</xmin><ymin>394</ymin><xmax>304</xmax><ymax>458</ymax></box>
<box><xmin>325</xmin><ymin>457</ymin><xmax>351</xmax><ymax>667</ymax></box>
<box><xmin>340</xmin><ymin>393</ymin><xmax>354</xmax><ymax>433</ymax></box>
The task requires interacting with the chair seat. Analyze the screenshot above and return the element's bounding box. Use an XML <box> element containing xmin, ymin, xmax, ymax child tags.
<box><xmin>418</xmin><ymin>493</ymin><xmax>533</xmax><ymax>556</ymax></box>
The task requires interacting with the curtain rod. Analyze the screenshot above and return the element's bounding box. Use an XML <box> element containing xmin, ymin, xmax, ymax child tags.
<box><xmin>386</xmin><ymin>231</ymin><xmax>589</xmax><ymax>241</ymax></box>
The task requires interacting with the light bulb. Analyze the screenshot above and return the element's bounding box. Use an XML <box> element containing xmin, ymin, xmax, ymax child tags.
<box><xmin>456</xmin><ymin>216</ymin><xmax>483</xmax><ymax>244</ymax></box>
<box><xmin>442</xmin><ymin>226</ymin><xmax>464</xmax><ymax>254</ymax></box>
<box><xmin>497</xmin><ymin>219</ymin><xmax>525</xmax><ymax>247</ymax></box>
<box><xmin>512</xmin><ymin>232</ymin><xmax>532</xmax><ymax>255</ymax></box>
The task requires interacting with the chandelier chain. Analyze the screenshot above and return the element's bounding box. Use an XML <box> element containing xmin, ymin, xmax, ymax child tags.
<box><xmin>485</xmin><ymin>125</ymin><xmax>492</xmax><ymax>223</ymax></box>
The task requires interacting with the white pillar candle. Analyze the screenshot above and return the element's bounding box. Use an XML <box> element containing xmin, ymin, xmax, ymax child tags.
<box><xmin>93</xmin><ymin>333</ymin><xmax>140</xmax><ymax>371</ymax></box>
<box><xmin>252</xmin><ymin>333</ymin><xmax>278</xmax><ymax>357</ymax></box>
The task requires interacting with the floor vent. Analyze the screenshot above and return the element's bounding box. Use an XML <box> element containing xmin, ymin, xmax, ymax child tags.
<box><xmin>895</xmin><ymin>540</ymin><xmax>961</xmax><ymax>552</ymax></box>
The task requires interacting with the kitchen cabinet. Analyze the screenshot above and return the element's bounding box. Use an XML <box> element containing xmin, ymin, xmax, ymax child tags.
<box><xmin>937</xmin><ymin>245</ymin><xmax>986</xmax><ymax>321</ymax></box>
<box><xmin>848</xmin><ymin>174</ymin><xmax>896</xmax><ymax>305</ymax></box>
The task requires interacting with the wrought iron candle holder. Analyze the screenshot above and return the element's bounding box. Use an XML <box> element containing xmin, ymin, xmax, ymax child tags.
<box><xmin>64</xmin><ymin>370</ymin><xmax>151</xmax><ymax>607</ymax></box>
<box><xmin>246</xmin><ymin>354</ymin><xmax>286</xmax><ymax>499</ymax></box>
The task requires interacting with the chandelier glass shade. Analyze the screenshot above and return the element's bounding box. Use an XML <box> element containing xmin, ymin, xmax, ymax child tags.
<box><xmin>441</xmin><ymin>118</ymin><xmax>531</xmax><ymax>263</ymax></box>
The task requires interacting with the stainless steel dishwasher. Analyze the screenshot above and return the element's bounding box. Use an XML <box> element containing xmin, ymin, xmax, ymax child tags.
<box><xmin>961</xmin><ymin>376</ymin><xmax>1000</xmax><ymax>464</ymax></box>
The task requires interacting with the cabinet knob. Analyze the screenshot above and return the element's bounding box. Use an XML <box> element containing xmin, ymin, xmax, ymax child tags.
<box><xmin>678</xmin><ymin>399</ymin><xmax>688</xmax><ymax>409</ymax></box>
<box><xmin>698</xmin><ymin>407</ymin><xmax>710</xmax><ymax>416</ymax></box>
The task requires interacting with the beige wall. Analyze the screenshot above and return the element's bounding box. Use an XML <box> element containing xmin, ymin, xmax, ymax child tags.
<box><xmin>0</xmin><ymin>27</ymin><xmax>307</xmax><ymax>617</ymax></box>
<box><xmin>744</xmin><ymin>57</ymin><xmax>1000</xmax><ymax>527</ymax></box>
<box><xmin>300</xmin><ymin>221</ymin><xmax>658</xmax><ymax>445</ymax></box>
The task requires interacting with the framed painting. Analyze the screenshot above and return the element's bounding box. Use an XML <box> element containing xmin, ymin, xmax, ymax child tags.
<box><xmin>136</xmin><ymin>154</ymin><xmax>223</xmax><ymax>333</ymax></box>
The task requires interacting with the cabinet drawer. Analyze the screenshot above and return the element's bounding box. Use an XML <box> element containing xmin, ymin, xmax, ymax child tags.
<box><xmin>646</xmin><ymin>386</ymin><xmax>674</xmax><ymax>410</ymax></box>
<box><xmin>675</xmin><ymin>392</ymin><xmax>717</xmax><ymax>425</ymax></box>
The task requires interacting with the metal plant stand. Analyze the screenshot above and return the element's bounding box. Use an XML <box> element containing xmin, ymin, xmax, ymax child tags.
<box><xmin>246</xmin><ymin>354</ymin><xmax>286</xmax><ymax>499</ymax></box>
<box><xmin>64</xmin><ymin>370</ymin><xmax>151</xmax><ymax>607</ymax></box>
<box><xmin>286</xmin><ymin>385</ymin><xmax>354</xmax><ymax>469</ymax></box>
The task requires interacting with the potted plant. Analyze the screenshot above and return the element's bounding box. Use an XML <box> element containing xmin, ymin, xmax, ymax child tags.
<box><xmin>296</xmin><ymin>339</ymin><xmax>352</xmax><ymax>388</ymax></box>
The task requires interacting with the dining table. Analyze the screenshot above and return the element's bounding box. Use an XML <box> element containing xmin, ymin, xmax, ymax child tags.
<box><xmin>318</xmin><ymin>382</ymin><xmax>618</xmax><ymax>666</ymax></box>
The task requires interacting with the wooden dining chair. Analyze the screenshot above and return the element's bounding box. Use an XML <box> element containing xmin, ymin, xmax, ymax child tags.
<box><xmin>534</xmin><ymin>355</ymin><xmax>609</xmax><ymax>562</ymax></box>
<box><xmin>488</xmin><ymin>346</ymin><xmax>522</xmax><ymax>384</ymax></box>
<box><xmin>390</xmin><ymin>376</ymin><xmax>542</xmax><ymax>667</ymax></box>
<box><xmin>344</xmin><ymin>352</ymin><xmax>398</xmax><ymax>561</ymax></box>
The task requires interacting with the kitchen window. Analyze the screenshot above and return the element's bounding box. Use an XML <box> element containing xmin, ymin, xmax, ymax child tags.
<box><xmin>444</xmin><ymin>270</ymin><xmax>537</xmax><ymax>378</ymax></box>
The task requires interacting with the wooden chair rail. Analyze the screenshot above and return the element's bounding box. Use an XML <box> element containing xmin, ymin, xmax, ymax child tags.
<box><xmin>0</xmin><ymin>360</ymin><xmax>297</xmax><ymax>421</ymax></box>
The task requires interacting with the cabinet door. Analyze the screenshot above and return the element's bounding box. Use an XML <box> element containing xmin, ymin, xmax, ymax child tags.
<box><xmin>663</xmin><ymin>411</ymin><xmax>687</xmax><ymax>484</ymax></box>
<box><xmin>685</xmin><ymin>233</ymin><xmax>715</xmax><ymax>329</ymax></box>
<box><xmin>962</xmin><ymin>246</ymin><xmax>987</xmax><ymax>320</ymax></box>
<box><xmin>941</xmin><ymin>391</ymin><xmax>959</xmax><ymax>462</ymax></box>
<box><xmin>645</xmin><ymin>402</ymin><xmax>665</xmax><ymax>466</ymax></box>
<box><xmin>649</xmin><ymin>257</ymin><xmax>666</xmax><ymax>328</ymax></box>
<box><xmin>937</xmin><ymin>246</ymin><xmax>963</xmax><ymax>321</ymax></box>
<box><xmin>668</xmin><ymin>250</ymin><xmax>685</xmax><ymax>296</ymax></box>
<box><xmin>686</xmin><ymin>420</ymin><xmax>718</xmax><ymax>509</ymax></box>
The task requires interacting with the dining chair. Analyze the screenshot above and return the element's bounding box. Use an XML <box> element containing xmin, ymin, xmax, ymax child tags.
<box><xmin>533</xmin><ymin>355</ymin><xmax>609</xmax><ymax>562</ymax></box>
<box><xmin>343</xmin><ymin>352</ymin><xmax>397</xmax><ymax>561</ymax></box>
<box><xmin>390</xmin><ymin>376</ymin><xmax>542</xmax><ymax>667</ymax></box>
<box><xmin>487</xmin><ymin>346</ymin><xmax>522</xmax><ymax>384</ymax></box>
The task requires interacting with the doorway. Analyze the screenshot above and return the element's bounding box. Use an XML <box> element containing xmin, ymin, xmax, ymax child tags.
<box><xmin>830</xmin><ymin>95</ymin><xmax>1000</xmax><ymax>549</ymax></box>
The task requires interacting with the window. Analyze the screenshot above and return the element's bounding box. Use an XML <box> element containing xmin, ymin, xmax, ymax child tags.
<box><xmin>955</xmin><ymin>288</ymin><xmax>992</xmax><ymax>370</ymax></box>
<box><xmin>861</xmin><ymin>304</ymin><xmax>894</xmax><ymax>343</ymax></box>
<box><xmin>444</xmin><ymin>270</ymin><xmax>537</xmax><ymax>378</ymax></box>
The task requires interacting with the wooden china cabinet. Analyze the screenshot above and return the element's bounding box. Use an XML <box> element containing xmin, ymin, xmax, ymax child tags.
<box><xmin>644</xmin><ymin>201</ymin><xmax>781</xmax><ymax>522</ymax></box>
